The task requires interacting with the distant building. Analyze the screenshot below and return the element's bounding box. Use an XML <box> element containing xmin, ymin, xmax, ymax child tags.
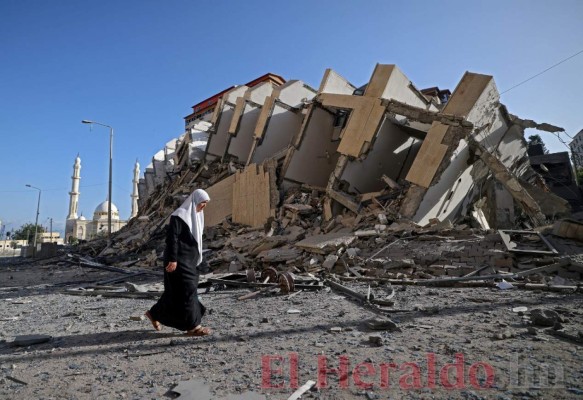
<box><xmin>184</xmin><ymin>73</ymin><xmax>286</xmax><ymax>130</ymax></box>
<box><xmin>421</xmin><ymin>87</ymin><xmax>452</xmax><ymax>106</ymax></box>
<box><xmin>38</xmin><ymin>232</ymin><xmax>64</xmax><ymax>245</ymax></box>
<box><xmin>65</xmin><ymin>155</ymin><xmax>140</xmax><ymax>242</ymax></box>
<box><xmin>530</xmin><ymin>151</ymin><xmax>583</xmax><ymax>211</ymax></box>
<box><xmin>569</xmin><ymin>128</ymin><xmax>583</xmax><ymax>169</ymax></box>
<box><xmin>0</xmin><ymin>239</ymin><xmax>27</xmax><ymax>254</ymax></box>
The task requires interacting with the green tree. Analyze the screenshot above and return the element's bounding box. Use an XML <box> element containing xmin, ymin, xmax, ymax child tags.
<box><xmin>576</xmin><ymin>168</ymin><xmax>583</xmax><ymax>186</ymax></box>
<box><xmin>12</xmin><ymin>223</ymin><xmax>45</xmax><ymax>244</ymax></box>
<box><xmin>528</xmin><ymin>134</ymin><xmax>549</xmax><ymax>154</ymax></box>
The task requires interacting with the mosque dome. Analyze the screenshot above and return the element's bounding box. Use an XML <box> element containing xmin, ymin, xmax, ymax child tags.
<box><xmin>93</xmin><ymin>201</ymin><xmax>120</xmax><ymax>221</ymax></box>
<box><xmin>78</xmin><ymin>215</ymin><xmax>86</xmax><ymax>221</ymax></box>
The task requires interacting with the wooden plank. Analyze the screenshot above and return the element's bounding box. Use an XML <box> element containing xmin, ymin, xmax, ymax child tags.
<box><xmin>232</xmin><ymin>163</ymin><xmax>274</xmax><ymax>228</ymax></box>
<box><xmin>254</xmin><ymin>165</ymin><xmax>264</xmax><ymax>227</ymax></box>
<box><xmin>204</xmin><ymin>174</ymin><xmax>236</xmax><ymax>227</ymax></box>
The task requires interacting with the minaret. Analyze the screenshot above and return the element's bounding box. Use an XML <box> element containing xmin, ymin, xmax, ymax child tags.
<box><xmin>67</xmin><ymin>155</ymin><xmax>81</xmax><ymax>220</ymax></box>
<box><xmin>130</xmin><ymin>159</ymin><xmax>140</xmax><ymax>218</ymax></box>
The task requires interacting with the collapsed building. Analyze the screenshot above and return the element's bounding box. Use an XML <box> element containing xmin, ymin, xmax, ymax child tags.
<box><xmin>73</xmin><ymin>63</ymin><xmax>583</xmax><ymax>288</ymax></box>
<box><xmin>135</xmin><ymin>64</ymin><xmax>568</xmax><ymax>231</ymax></box>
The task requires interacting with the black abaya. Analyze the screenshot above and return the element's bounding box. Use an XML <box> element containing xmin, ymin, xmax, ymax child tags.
<box><xmin>149</xmin><ymin>216</ymin><xmax>206</xmax><ymax>331</ymax></box>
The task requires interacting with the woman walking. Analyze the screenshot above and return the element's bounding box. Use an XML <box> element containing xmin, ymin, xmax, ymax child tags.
<box><xmin>146</xmin><ymin>189</ymin><xmax>211</xmax><ymax>336</ymax></box>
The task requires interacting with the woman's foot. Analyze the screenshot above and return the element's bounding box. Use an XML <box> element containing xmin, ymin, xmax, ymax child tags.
<box><xmin>186</xmin><ymin>325</ymin><xmax>212</xmax><ymax>336</ymax></box>
<box><xmin>145</xmin><ymin>311</ymin><xmax>161</xmax><ymax>331</ymax></box>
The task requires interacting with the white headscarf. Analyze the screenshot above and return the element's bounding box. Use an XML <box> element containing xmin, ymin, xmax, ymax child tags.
<box><xmin>171</xmin><ymin>189</ymin><xmax>210</xmax><ymax>265</ymax></box>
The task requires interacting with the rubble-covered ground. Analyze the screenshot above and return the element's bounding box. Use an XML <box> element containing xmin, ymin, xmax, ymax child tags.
<box><xmin>1</xmin><ymin>257</ymin><xmax>582</xmax><ymax>400</ymax></box>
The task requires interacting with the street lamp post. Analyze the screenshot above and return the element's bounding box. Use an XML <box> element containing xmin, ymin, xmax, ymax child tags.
<box><xmin>81</xmin><ymin>120</ymin><xmax>113</xmax><ymax>237</ymax></box>
<box><xmin>25</xmin><ymin>184</ymin><xmax>41</xmax><ymax>257</ymax></box>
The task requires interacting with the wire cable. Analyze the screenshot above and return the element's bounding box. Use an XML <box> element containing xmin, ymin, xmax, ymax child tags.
<box><xmin>501</xmin><ymin>48</ymin><xmax>583</xmax><ymax>94</ymax></box>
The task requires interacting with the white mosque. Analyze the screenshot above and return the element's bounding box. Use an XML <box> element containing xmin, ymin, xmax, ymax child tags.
<box><xmin>65</xmin><ymin>155</ymin><xmax>140</xmax><ymax>243</ymax></box>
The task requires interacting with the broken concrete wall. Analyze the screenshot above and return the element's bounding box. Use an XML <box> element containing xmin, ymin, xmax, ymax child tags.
<box><xmin>152</xmin><ymin>150</ymin><xmax>166</xmax><ymax>185</ymax></box>
<box><xmin>205</xmin><ymin>86</ymin><xmax>249</xmax><ymax>160</ymax></box>
<box><xmin>188</xmin><ymin>120</ymin><xmax>211</xmax><ymax>163</ymax></box>
<box><xmin>247</xmin><ymin>81</ymin><xmax>316</xmax><ymax>165</ymax></box>
<box><xmin>402</xmin><ymin>73</ymin><xmax>502</xmax><ymax>226</ymax></box>
<box><xmin>402</xmin><ymin>72</ymin><xmax>568</xmax><ymax>228</ymax></box>
<box><xmin>281</xmin><ymin>69</ymin><xmax>356</xmax><ymax>187</ymax></box>
<box><xmin>320</xmin><ymin>64</ymin><xmax>437</xmax><ymax>200</ymax></box>
<box><xmin>163</xmin><ymin>138</ymin><xmax>178</xmax><ymax>174</ymax></box>
<box><xmin>144</xmin><ymin>164</ymin><xmax>156</xmax><ymax>196</ymax></box>
<box><xmin>224</xmin><ymin>82</ymin><xmax>275</xmax><ymax>163</ymax></box>
<box><xmin>340</xmin><ymin>122</ymin><xmax>423</xmax><ymax>194</ymax></box>
<box><xmin>137</xmin><ymin>178</ymin><xmax>147</xmax><ymax>210</ymax></box>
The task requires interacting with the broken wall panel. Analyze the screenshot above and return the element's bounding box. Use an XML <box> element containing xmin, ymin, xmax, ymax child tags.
<box><xmin>402</xmin><ymin>73</ymin><xmax>515</xmax><ymax>226</ymax></box>
<box><xmin>232</xmin><ymin>163</ymin><xmax>276</xmax><ymax>227</ymax></box>
<box><xmin>281</xmin><ymin>69</ymin><xmax>356</xmax><ymax>187</ymax></box>
<box><xmin>225</xmin><ymin>82</ymin><xmax>275</xmax><ymax>163</ymax></box>
<box><xmin>152</xmin><ymin>150</ymin><xmax>166</xmax><ymax>185</ymax></box>
<box><xmin>144</xmin><ymin>164</ymin><xmax>156</xmax><ymax>196</ymax></box>
<box><xmin>205</xmin><ymin>86</ymin><xmax>249</xmax><ymax>161</ymax></box>
<box><xmin>137</xmin><ymin>178</ymin><xmax>147</xmax><ymax>210</ymax></box>
<box><xmin>318</xmin><ymin>69</ymin><xmax>356</xmax><ymax>95</ymax></box>
<box><xmin>319</xmin><ymin>64</ymin><xmax>435</xmax><ymax>159</ymax></box>
<box><xmin>188</xmin><ymin>121</ymin><xmax>212</xmax><ymax>163</ymax></box>
<box><xmin>204</xmin><ymin>174</ymin><xmax>236</xmax><ymax>227</ymax></box>
<box><xmin>282</xmin><ymin>107</ymin><xmax>341</xmax><ymax>187</ymax></box>
<box><xmin>339</xmin><ymin>122</ymin><xmax>423</xmax><ymax>194</ymax></box>
<box><xmin>247</xmin><ymin>81</ymin><xmax>317</xmax><ymax>165</ymax></box>
<box><xmin>406</xmin><ymin>73</ymin><xmax>493</xmax><ymax>188</ymax></box>
<box><xmin>322</xmin><ymin>64</ymin><xmax>438</xmax><ymax>198</ymax></box>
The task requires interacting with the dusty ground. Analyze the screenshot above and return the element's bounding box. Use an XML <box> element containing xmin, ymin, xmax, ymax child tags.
<box><xmin>1</xmin><ymin>258</ymin><xmax>582</xmax><ymax>400</ymax></box>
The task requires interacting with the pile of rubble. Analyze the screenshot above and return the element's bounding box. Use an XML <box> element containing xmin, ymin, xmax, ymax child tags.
<box><xmin>69</xmin><ymin>63</ymin><xmax>583</xmax><ymax>300</ymax></box>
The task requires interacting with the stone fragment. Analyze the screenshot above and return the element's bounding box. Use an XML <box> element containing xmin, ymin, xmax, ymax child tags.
<box><xmin>365</xmin><ymin>318</ymin><xmax>400</xmax><ymax>332</ymax></box>
<box><xmin>369</xmin><ymin>335</ymin><xmax>383</xmax><ymax>346</ymax></box>
<box><xmin>492</xmin><ymin>330</ymin><xmax>515</xmax><ymax>340</ymax></box>
<box><xmin>322</xmin><ymin>255</ymin><xmax>339</xmax><ymax>270</ymax></box>
<box><xmin>129</xmin><ymin>315</ymin><xmax>145</xmax><ymax>321</ymax></box>
<box><xmin>125</xmin><ymin>283</ymin><xmax>147</xmax><ymax>293</ymax></box>
<box><xmin>530</xmin><ymin>309</ymin><xmax>560</xmax><ymax>327</ymax></box>
<box><xmin>330</xmin><ymin>327</ymin><xmax>342</xmax><ymax>333</ymax></box>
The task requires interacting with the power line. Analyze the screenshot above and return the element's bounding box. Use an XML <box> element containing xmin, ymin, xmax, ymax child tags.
<box><xmin>501</xmin><ymin>48</ymin><xmax>583</xmax><ymax>94</ymax></box>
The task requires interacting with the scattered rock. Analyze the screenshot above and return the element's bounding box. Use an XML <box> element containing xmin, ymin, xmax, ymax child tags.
<box><xmin>530</xmin><ymin>309</ymin><xmax>560</xmax><ymax>327</ymax></box>
<box><xmin>368</xmin><ymin>335</ymin><xmax>383</xmax><ymax>346</ymax></box>
<box><xmin>365</xmin><ymin>318</ymin><xmax>400</xmax><ymax>332</ymax></box>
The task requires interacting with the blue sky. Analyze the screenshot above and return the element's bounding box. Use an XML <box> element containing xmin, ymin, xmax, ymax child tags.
<box><xmin>1</xmin><ymin>0</ymin><xmax>582</xmax><ymax>235</ymax></box>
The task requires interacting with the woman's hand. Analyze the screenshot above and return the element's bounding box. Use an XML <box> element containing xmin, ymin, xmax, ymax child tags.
<box><xmin>165</xmin><ymin>262</ymin><xmax>177</xmax><ymax>273</ymax></box>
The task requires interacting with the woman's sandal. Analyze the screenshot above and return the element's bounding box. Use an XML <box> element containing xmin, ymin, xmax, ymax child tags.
<box><xmin>186</xmin><ymin>326</ymin><xmax>212</xmax><ymax>336</ymax></box>
<box><xmin>145</xmin><ymin>311</ymin><xmax>161</xmax><ymax>331</ymax></box>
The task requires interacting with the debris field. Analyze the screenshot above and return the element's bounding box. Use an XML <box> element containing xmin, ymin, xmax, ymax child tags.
<box><xmin>2</xmin><ymin>63</ymin><xmax>583</xmax><ymax>399</ymax></box>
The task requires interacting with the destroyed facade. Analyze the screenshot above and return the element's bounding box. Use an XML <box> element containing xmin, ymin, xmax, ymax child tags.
<box><xmin>134</xmin><ymin>64</ymin><xmax>569</xmax><ymax>233</ymax></box>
